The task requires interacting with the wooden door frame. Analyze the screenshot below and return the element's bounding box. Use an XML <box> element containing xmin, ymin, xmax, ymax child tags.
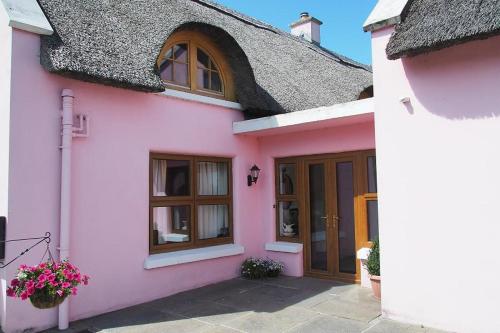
<box><xmin>275</xmin><ymin>149</ymin><xmax>375</xmax><ymax>284</ymax></box>
<box><xmin>303</xmin><ymin>158</ymin><xmax>335</xmax><ymax>278</ymax></box>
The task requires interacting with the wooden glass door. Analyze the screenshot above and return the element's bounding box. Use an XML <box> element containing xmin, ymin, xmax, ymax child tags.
<box><xmin>304</xmin><ymin>156</ymin><xmax>358</xmax><ymax>281</ymax></box>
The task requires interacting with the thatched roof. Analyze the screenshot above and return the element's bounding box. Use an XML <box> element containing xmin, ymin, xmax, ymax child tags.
<box><xmin>387</xmin><ymin>0</ymin><xmax>500</xmax><ymax>60</ymax></box>
<box><xmin>37</xmin><ymin>0</ymin><xmax>372</xmax><ymax>117</ymax></box>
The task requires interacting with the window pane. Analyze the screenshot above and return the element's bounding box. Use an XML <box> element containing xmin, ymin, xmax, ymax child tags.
<box><xmin>159</xmin><ymin>59</ymin><xmax>173</xmax><ymax>82</ymax></box>
<box><xmin>197</xmin><ymin>161</ymin><xmax>229</xmax><ymax>195</ymax></box>
<box><xmin>278</xmin><ymin>201</ymin><xmax>299</xmax><ymax>238</ymax></box>
<box><xmin>367</xmin><ymin>200</ymin><xmax>379</xmax><ymax>241</ymax></box>
<box><xmin>197</xmin><ymin>48</ymin><xmax>209</xmax><ymax>69</ymax></box>
<box><xmin>173</xmin><ymin>62</ymin><xmax>189</xmax><ymax>86</ymax></box>
<box><xmin>279</xmin><ymin>163</ymin><xmax>296</xmax><ymax>195</ymax></box>
<box><xmin>211</xmin><ymin>71</ymin><xmax>222</xmax><ymax>92</ymax></box>
<box><xmin>152</xmin><ymin>159</ymin><xmax>190</xmax><ymax>196</ymax></box>
<box><xmin>336</xmin><ymin>162</ymin><xmax>356</xmax><ymax>274</ymax></box>
<box><xmin>367</xmin><ymin>156</ymin><xmax>377</xmax><ymax>193</ymax></box>
<box><xmin>164</xmin><ymin>47</ymin><xmax>173</xmax><ymax>60</ymax></box>
<box><xmin>173</xmin><ymin>44</ymin><xmax>188</xmax><ymax>62</ymax></box>
<box><xmin>198</xmin><ymin>205</ymin><xmax>229</xmax><ymax>240</ymax></box>
<box><xmin>309</xmin><ymin>163</ymin><xmax>327</xmax><ymax>271</ymax></box>
<box><xmin>152</xmin><ymin>206</ymin><xmax>190</xmax><ymax>245</ymax></box>
<box><xmin>197</xmin><ymin>69</ymin><xmax>209</xmax><ymax>90</ymax></box>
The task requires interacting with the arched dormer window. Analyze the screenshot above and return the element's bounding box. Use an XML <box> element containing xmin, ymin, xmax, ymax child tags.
<box><xmin>157</xmin><ymin>31</ymin><xmax>235</xmax><ymax>101</ymax></box>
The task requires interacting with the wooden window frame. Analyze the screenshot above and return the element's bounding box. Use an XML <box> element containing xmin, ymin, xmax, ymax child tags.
<box><xmin>275</xmin><ymin>158</ymin><xmax>304</xmax><ymax>243</ymax></box>
<box><xmin>358</xmin><ymin>150</ymin><xmax>378</xmax><ymax>248</ymax></box>
<box><xmin>149</xmin><ymin>153</ymin><xmax>233</xmax><ymax>254</ymax></box>
<box><xmin>157</xmin><ymin>31</ymin><xmax>236</xmax><ymax>101</ymax></box>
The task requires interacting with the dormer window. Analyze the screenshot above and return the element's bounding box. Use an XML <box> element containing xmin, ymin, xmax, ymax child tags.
<box><xmin>157</xmin><ymin>31</ymin><xmax>234</xmax><ymax>101</ymax></box>
<box><xmin>159</xmin><ymin>44</ymin><xmax>189</xmax><ymax>87</ymax></box>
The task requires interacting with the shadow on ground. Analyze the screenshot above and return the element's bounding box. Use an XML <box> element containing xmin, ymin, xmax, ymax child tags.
<box><xmin>43</xmin><ymin>276</ymin><xmax>445</xmax><ymax>333</ymax></box>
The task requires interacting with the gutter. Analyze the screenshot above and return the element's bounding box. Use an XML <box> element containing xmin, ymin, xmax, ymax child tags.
<box><xmin>57</xmin><ymin>90</ymin><xmax>89</xmax><ymax>330</ymax></box>
<box><xmin>58</xmin><ymin>89</ymin><xmax>73</xmax><ymax>330</ymax></box>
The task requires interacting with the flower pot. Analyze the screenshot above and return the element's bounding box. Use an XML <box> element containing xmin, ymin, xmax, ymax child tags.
<box><xmin>30</xmin><ymin>293</ymin><xmax>67</xmax><ymax>309</ymax></box>
<box><xmin>267</xmin><ymin>270</ymin><xmax>281</xmax><ymax>278</ymax></box>
<box><xmin>369</xmin><ymin>275</ymin><xmax>381</xmax><ymax>300</ymax></box>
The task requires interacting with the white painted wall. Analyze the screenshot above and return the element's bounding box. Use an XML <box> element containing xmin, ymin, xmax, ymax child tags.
<box><xmin>0</xmin><ymin>3</ymin><xmax>12</xmax><ymax>329</ymax></box>
<box><xmin>372</xmin><ymin>27</ymin><xmax>500</xmax><ymax>333</ymax></box>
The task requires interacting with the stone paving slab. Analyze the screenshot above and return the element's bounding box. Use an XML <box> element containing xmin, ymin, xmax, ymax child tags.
<box><xmin>42</xmin><ymin>277</ymin><xmax>448</xmax><ymax>333</ymax></box>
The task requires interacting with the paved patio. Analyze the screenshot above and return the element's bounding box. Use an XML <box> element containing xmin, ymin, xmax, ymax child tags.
<box><xmin>46</xmin><ymin>277</ymin><xmax>445</xmax><ymax>333</ymax></box>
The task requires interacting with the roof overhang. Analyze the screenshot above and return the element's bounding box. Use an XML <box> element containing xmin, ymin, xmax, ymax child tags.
<box><xmin>363</xmin><ymin>0</ymin><xmax>409</xmax><ymax>32</ymax></box>
<box><xmin>233</xmin><ymin>98</ymin><xmax>374</xmax><ymax>137</ymax></box>
<box><xmin>1</xmin><ymin>0</ymin><xmax>53</xmax><ymax>35</ymax></box>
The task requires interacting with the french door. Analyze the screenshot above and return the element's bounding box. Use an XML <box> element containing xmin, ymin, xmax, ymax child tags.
<box><xmin>304</xmin><ymin>156</ymin><xmax>358</xmax><ymax>281</ymax></box>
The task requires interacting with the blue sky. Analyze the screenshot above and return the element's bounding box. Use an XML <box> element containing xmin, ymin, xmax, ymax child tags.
<box><xmin>212</xmin><ymin>1</ymin><xmax>378</xmax><ymax>65</ymax></box>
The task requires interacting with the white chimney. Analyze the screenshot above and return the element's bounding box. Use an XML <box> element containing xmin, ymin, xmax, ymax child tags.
<box><xmin>290</xmin><ymin>12</ymin><xmax>323</xmax><ymax>45</ymax></box>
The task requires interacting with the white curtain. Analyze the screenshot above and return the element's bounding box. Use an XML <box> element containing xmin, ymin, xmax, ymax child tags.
<box><xmin>197</xmin><ymin>162</ymin><xmax>228</xmax><ymax>239</ymax></box>
<box><xmin>153</xmin><ymin>159</ymin><xmax>167</xmax><ymax>196</ymax></box>
<box><xmin>152</xmin><ymin>160</ymin><xmax>169</xmax><ymax>244</ymax></box>
<box><xmin>198</xmin><ymin>205</ymin><xmax>228</xmax><ymax>239</ymax></box>
<box><xmin>153</xmin><ymin>207</ymin><xmax>172</xmax><ymax>244</ymax></box>
<box><xmin>198</xmin><ymin>162</ymin><xmax>228</xmax><ymax>195</ymax></box>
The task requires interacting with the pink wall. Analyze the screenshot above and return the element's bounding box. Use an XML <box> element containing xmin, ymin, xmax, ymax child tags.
<box><xmin>3</xmin><ymin>29</ymin><xmax>264</xmax><ymax>333</ymax></box>
<box><xmin>372</xmin><ymin>28</ymin><xmax>500</xmax><ymax>333</ymax></box>
<box><xmin>257</xmin><ymin>122</ymin><xmax>376</xmax><ymax>277</ymax></box>
<box><xmin>3</xmin><ymin>27</ymin><xmax>376</xmax><ymax>333</ymax></box>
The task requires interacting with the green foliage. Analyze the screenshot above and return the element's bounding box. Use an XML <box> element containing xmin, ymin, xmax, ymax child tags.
<box><xmin>240</xmin><ymin>258</ymin><xmax>284</xmax><ymax>279</ymax></box>
<box><xmin>366</xmin><ymin>238</ymin><xmax>380</xmax><ymax>276</ymax></box>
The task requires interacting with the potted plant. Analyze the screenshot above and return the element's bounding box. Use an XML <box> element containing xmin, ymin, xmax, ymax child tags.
<box><xmin>240</xmin><ymin>258</ymin><xmax>284</xmax><ymax>279</ymax></box>
<box><xmin>265</xmin><ymin>259</ymin><xmax>284</xmax><ymax>277</ymax></box>
<box><xmin>365</xmin><ymin>238</ymin><xmax>381</xmax><ymax>299</ymax></box>
<box><xmin>6</xmin><ymin>260</ymin><xmax>89</xmax><ymax>309</ymax></box>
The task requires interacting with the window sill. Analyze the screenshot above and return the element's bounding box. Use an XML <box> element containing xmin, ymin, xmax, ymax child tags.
<box><xmin>265</xmin><ymin>242</ymin><xmax>303</xmax><ymax>254</ymax></box>
<box><xmin>144</xmin><ymin>244</ymin><xmax>245</xmax><ymax>269</ymax></box>
<box><xmin>157</xmin><ymin>89</ymin><xmax>243</xmax><ymax>110</ymax></box>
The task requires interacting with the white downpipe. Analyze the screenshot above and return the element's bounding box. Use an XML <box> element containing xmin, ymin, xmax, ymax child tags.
<box><xmin>58</xmin><ymin>89</ymin><xmax>74</xmax><ymax>330</ymax></box>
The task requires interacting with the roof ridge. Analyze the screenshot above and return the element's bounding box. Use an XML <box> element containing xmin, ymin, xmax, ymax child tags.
<box><xmin>193</xmin><ymin>0</ymin><xmax>371</xmax><ymax>71</ymax></box>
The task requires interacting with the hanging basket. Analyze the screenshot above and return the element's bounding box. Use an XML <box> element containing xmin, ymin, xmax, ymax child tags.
<box><xmin>29</xmin><ymin>292</ymin><xmax>67</xmax><ymax>309</ymax></box>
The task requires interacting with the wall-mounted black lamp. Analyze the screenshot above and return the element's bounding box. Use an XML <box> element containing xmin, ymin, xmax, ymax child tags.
<box><xmin>247</xmin><ymin>165</ymin><xmax>261</xmax><ymax>186</ymax></box>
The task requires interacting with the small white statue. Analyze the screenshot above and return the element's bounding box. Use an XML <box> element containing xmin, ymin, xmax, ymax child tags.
<box><xmin>283</xmin><ymin>224</ymin><xmax>295</xmax><ymax>237</ymax></box>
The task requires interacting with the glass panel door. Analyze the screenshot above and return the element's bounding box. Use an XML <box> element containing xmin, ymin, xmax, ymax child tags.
<box><xmin>308</xmin><ymin>162</ymin><xmax>329</xmax><ymax>272</ymax></box>
<box><xmin>335</xmin><ymin>161</ymin><xmax>357</xmax><ymax>274</ymax></box>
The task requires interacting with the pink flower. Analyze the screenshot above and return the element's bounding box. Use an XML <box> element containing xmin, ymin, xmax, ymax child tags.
<box><xmin>10</xmin><ymin>279</ymin><xmax>19</xmax><ymax>287</ymax></box>
<box><xmin>61</xmin><ymin>282</ymin><xmax>71</xmax><ymax>289</ymax></box>
<box><xmin>35</xmin><ymin>282</ymin><xmax>45</xmax><ymax>289</ymax></box>
<box><xmin>38</xmin><ymin>274</ymin><xmax>48</xmax><ymax>283</ymax></box>
<box><xmin>20</xmin><ymin>291</ymin><xmax>28</xmax><ymax>300</ymax></box>
<box><xmin>56</xmin><ymin>290</ymin><xmax>64</xmax><ymax>297</ymax></box>
<box><xmin>27</xmin><ymin>287</ymin><xmax>35</xmax><ymax>296</ymax></box>
<box><xmin>48</xmin><ymin>274</ymin><xmax>56</xmax><ymax>282</ymax></box>
<box><xmin>26</xmin><ymin>280</ymin><xmax>35</xmax><ymax>289</ymax></box>
<box><xmin>43</xmin><ymin>269</ymin><xmax>52</xmax><ymax>275</ymax></box>
<box><xmin>6</xmin><ymin>288</ymin><xmax>15</xmax><ymax>297</ymax></box>
<box><xmin>50</xmin><ymin>281</ymin><xmax>59</xmax><ymax>287</ymax></box>
<box><xmin>83</xmin><ymin>275</ymin><xmax>90</xmax><ymax>285</ymax></box>
<box><xmin>39</xmin><ymin>263</ymin><xmax>46</xmax><ymax>269</ymax></box>
<box><xmin>71</xmin><ymin>287</ymin><xmax>78</xmax><ymax>295</ymax></box>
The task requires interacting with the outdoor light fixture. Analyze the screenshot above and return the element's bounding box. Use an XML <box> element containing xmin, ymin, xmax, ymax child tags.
<box><xmin>247</xmin><ymin>165</ymin><xmax>261</xmax><ymax>186</ymax></box>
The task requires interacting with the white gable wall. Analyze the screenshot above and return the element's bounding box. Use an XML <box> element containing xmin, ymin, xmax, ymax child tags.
<box><xmin>0</xmin><ymin>4</ymin><xmax>13</xmax><ymax>329</ymax></box>
<box><xmin>0</xmin><ymin>0</ymin><xmax>52</xmax><ymax>35</ymax></box>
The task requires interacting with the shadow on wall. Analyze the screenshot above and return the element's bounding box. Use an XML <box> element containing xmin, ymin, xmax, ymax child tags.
<box><xmin>166</xmin><ymin>23</ymin><xmax>285</xmax><ymax>118</ymax></box>
<box><xmin>401</xmin><ymin>35</ymin><xmax>500</xmax><ymax>120</ymax></box>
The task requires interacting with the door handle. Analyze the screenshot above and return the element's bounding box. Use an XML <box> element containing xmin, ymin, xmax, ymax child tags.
<box><xmin>320</xmin><ymin>215</ymin><xmax>329</xmax><ymax>227</ymax></box>
<box><xmin>332</xmin><ymin>215</ymin><xmax>339</xmax><ymax>228</ymax></box>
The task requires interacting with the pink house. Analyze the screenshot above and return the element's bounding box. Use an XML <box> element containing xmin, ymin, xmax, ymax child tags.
<box><xmin>0</xmin><ymin>0</ymin><xmax>498</xmax><ymax>332</ymax></box>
